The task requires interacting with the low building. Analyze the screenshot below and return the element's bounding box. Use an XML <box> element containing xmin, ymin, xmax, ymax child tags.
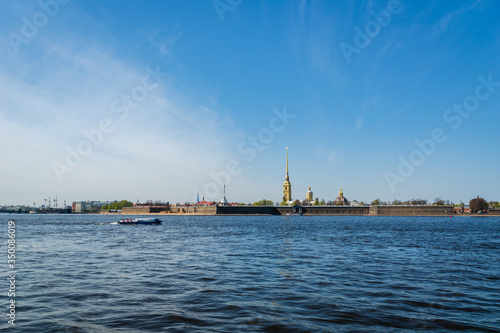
<box><xmin>72</xmin><ymin>201</ymin><xmax>112</xmax><ymax>213</ymax></box>
<box><xmin>197</xmin><ymin>197</ymin><xmax>217</xmax><ymax>206</ymax></box>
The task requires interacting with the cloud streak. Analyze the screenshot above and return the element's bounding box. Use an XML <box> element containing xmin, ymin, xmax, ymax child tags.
<box><xmin>0</xmin><ymin>8</ymin><xmax>235</xmax><ymax>204</ymax></box>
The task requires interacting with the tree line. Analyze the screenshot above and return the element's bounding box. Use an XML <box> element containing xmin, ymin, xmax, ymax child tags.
<box><xmin>101</xmin><ymin>200</ymin><xmax>134</xmax><ymax>210</ymax></box>
<box><xmin>252</xmin><ymin>197</ymin><xmax>499</xmax><ymax>211</ymax></box>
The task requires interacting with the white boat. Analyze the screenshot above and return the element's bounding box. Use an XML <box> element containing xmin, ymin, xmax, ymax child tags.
<box><xmin>118</xmin><ymin>218</ymin><xmax>162</xmax><ymax>225</ymax></box>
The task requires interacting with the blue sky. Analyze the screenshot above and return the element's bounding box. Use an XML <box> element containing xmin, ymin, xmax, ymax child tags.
<box><xmin>1</xmin><ymin>0</ymin><xmax>499</xmax><ymax>206</ymax></box>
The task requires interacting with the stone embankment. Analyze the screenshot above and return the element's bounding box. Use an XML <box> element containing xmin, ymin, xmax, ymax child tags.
<box><xmin>102</xmin><ymin>205</ymin><xmax>456</xmax><ymax>216</ymax></box>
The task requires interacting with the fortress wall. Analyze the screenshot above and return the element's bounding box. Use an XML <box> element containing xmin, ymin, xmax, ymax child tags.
<box><xmin>216</xmin><ymin>206</ymin><xmax>282</xmax><ymax>215</ymax></box>
<box><xmin>302</xmin><ymin>206</ymin><xmax>370</xmax><ymax>215</ymax></box>
<box><xmin>150</xmin><ymin>207</ymin><xmax>169</xmax><ymax>213</ymax></box>
<box><xmin>373</xmin><ymin>205</ymin><xmax>453</xmax><ymax>216</ymax></box>
<box><xmin>276</xmin><ymin>207</ymin><xmax>293</xmax><ymax>215</ymax></box>
<box><xmin>115</xmin><ymin>205</ymin><xmax>456</xmax><ymax>216</ymax></box>
<box><xmin>215</xmin><ymin>206</ymin><xmax>370</xmax><ymax>215</ymax></box>
<box><xmin>121</xmin><ymin>206</ymin><xmax>169</xmax><ymax>214</ymax></box>
<box><xmin>121</xmin><ymin>207</ymin><xmax>151</xmax><ymax>214</ymax></box>
<box><xmin>196</xmin><ymin>206</ymin><xmax>218</xmax><ymax>215</ymax></box>
<box><xmin>167</xmin><ymin>206</ymin><xmax>217</xmax><ymax>214</ymax></box>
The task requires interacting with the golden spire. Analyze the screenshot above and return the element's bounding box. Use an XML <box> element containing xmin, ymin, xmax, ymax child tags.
<box><xmin>283</xmin><ymin>147</ymin><xmax>292</xmax><ymax>202</ymax></box>
<box><xmin>285</xmin><ymin>147</ymin><xmax>289</xmax><ymax>181</ymax></box>
<box><xmin>339</xmin><ymin>188</ymin><xmax>344</xmax><ymax>197</ymax></box>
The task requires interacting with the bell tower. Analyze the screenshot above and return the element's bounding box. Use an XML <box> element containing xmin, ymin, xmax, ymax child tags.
<box><xmin>306</xmin><ymin>186</ymin><xmax>313</xmax><ymax>202</ymax></box>
<box><xmin>283</xmin><ymin>147</ymin><xmax>292</xmax><ymax>202</ymax></box>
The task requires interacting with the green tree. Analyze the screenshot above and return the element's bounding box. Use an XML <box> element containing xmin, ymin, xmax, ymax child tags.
<box><xmin>470</xmin><ymin>197</ymin><xmax>488</xmax><ymax>213</ymax></box>
<box><xmin>410</xmin><ymin>198</ymin><xmax>427</xmax><ymax>205</ymax></box>
<box><xmin>488</xmin><ymin>201</ymin><xmax>499</xmax><ymax>208</ymax></box>
<box><xmin>434</xmin><ymin>197</ymin><xmax>445</xmax><ymax>205</ymax></box>
<box><xmin>371</xmin><ymin>199</ymin><xmax>381</xmax><ymax>206</ymax></box>
<box><xmin>102</xmin><ymin>200</ymin><xmax>133</xmax><ymax>210</ymax></box>
<box><xmin>314</xmin><ymin>198</ymin><xmax>320</xmax><ymax>206</ymax></box>
<box><xmin>292</xmin><ymin>200</ymin><xmax>301</xmax><ymax>206</ymax></box>
<box><xmin>280</xmin><ymin>201</ymin><xmax>288</xmax><ymax>206</ymax></box>
<box><xmin>253</xmin><ymin>199</ymin><xmax>274</xmax><ymax>206</ymax></box>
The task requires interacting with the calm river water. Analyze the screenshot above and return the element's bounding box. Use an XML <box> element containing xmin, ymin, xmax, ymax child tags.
<box><xmin>1</xmin><ymin>214</ymin><xmax>499</xmax><ymax>332</ymax></box>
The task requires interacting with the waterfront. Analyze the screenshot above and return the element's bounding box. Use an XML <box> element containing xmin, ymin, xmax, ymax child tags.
<box><xmin>2</xmin><ymin>215</ymin><xmax>499</xmax><ymax>332</ymax></box>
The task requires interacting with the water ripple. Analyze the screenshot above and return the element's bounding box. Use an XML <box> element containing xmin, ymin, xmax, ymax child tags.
<box><xmin>2</xmin><ymin>215</ymin><xmax>499</xmax><ymax>332</ymax></box>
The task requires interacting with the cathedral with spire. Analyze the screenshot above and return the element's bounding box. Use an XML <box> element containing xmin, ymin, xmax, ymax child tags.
<box><xmin>282</xmin><ymin>147</ymin><xmax>292</xmax><ymax>203</ymax></box>
<box><xmin>281</xmin><ymin>147</ymin><xmax>349</xmax><ymax>206</ymax></box>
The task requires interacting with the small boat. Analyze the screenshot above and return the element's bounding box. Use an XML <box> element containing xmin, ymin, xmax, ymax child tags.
<box><xmin>118</xmin><ymin>218</ymin><xmax>162</xmax><ymax>225</ymax></box>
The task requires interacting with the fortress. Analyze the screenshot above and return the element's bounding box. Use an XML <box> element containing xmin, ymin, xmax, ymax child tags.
<box><xmin>280</xmin><ymin>147</ymin><xmax>351</xmax><ymax>206</ymax></box>
<box><xmin>119</xmin><ymin>204</ymin><xmax>454</xmax><ymax>216</ymax></box>
<box><xmin>116</xmin><ymin>147</ymin><xmax>454</xmax><ymax>216</ymax></box>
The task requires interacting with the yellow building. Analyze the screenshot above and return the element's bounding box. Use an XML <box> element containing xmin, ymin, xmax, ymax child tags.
<box><xmin>306</xmin><ymin>186</ymin><xmax>313</xmax><ymax>202</ymax></box>
<box><xmin>283</xmin><ymin>147</ymin><xmax>292</xmax><ymax>202</ymax></box>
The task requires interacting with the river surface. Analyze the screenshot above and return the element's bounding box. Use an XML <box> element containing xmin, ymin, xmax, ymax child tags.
<box><xmin>1</xmin><ymin>214</ymin><xmax>499</xmax><ymax>332</ymax></box>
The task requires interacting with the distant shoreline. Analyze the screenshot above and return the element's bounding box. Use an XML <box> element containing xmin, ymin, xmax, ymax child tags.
<box><xmin>4</xmin><ymin>212</ymin><xmax>496</xmax><ymax>217</ymax></box>
<box><xmin>5</xmin><ymin>205</ymin><xmax>498</xmax><ymax>217</ymax></box>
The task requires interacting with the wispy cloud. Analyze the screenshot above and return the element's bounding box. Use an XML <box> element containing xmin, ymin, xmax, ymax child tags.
<box><xmin>143</xmin><ymin>23</ymin><xmax>182</xmax><ymax>59</ymax></box>
<box><xmin>433</xmin><ymin>0</ymin><xmax>483</xmax><ymax>37</ymax></box>
<box><xmin>317</xmin><ymin>146</ymin><xmax>340</xmax><ymax>165</ymax></box>
<box><xmin>355</xmin><ymin>116</ymin><xmax>364</xmax><ymax>130</ymax></box>
<box><xmin>287</xmin><ymin>1</ymin><xmax>347</xmax><ymax>80</ymax></box>
<box><xmin>327</xmin><ymin>151</ymin><xmax>338</xmax><ymax>164</ymax></box>
<box><xmin>0</xmin><ymin>13</ymin><xmax>234</xmax><ymax>204</ymax></box>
